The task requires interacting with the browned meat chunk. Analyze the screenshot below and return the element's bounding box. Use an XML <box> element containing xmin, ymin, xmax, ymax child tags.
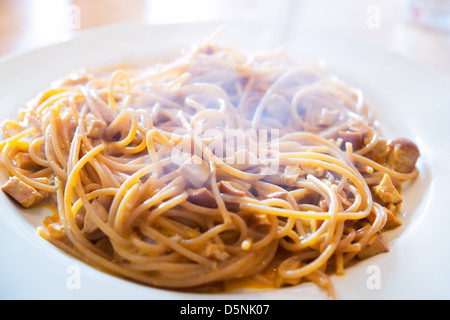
<box><xmin>357</xmin><ymin>233</ymin><xmax>389</xmax><ymax>260</ymax></box>
<box><xmin>365</xmin><ymin>204</ymin><xmax>402</xmax><ymax>230</ymax></box>
<box><xmin>383</xmin><ymin>206</ymin><xmax>402</xmax><ymax>229</ymax></box>
<box><xmin>47</xmin><ymin>221</ymin><xmax>66</xmax><ymax>240</ymax></box>
<box><xmin>386</xmin><ymin>138</ymin><xmax>420</xmax><ymax>173</ymax></box>
<box><xmin>178</xmin><ymin>155</ymin><xmax>211</xmax><ymax>188</ymax></box>
<box><xmin>373</xmin><ymin>173</ymin><xmax>402</xmax><ymax>204</ymax></box>
<box><xmin>85</xmin><ymin>114</ymin><xmax>107</xmax><ymax>139</ymax></box>
<box><xmin>13</xmin><ymin>152</ymin><xmax>40</xmax><ymax>170</ymax></box>
<box><xmin>266</xmin><ymin>191</ymin><xmax>289</xmax><ymax>201</ymax></box>
<box><xmin>317</xmin><ymin>108</ymin><xmax>339</xmax><ymax>127</ymax></box>
<box><xmin>337</xmin><ymin>131</ymin><xmax>363</xmax><ymax>151</ymax></box>
<box><xmin>83</xmin><ymin>200</ymin><xmax>109</xmax><ymax>235</ymax></box>
<box><xmin>283</xmin><ymin>165</ymin><xmax>303</xmax><ymax>186</ymax></box>
<box><xmin>365</xmin><ymin>138</ymin><xmax>389</xmax><ymax>164</ymax></box>
<box><xmin>218</xmin><ymin>181</ymin><xmax>245</xmax><ymax>197</ymax></box>
<box><xmin>188</xmin><ymin>188</ymin><xmax>217</xmax><ymax>208</ymax></box>
<box><xmin>1</xmin><ymin>176</ymin><xmax>44</xmax><ymax>208</ymax></box>
<box><xmin>249</xmin><ymin>213</ymin><xmax>271</xmax><ymax>226</ymax></box>
<box><xmin>74</xmin><ymin>200</ymin><xmax>109</xmax><ymax>240</ymax></box>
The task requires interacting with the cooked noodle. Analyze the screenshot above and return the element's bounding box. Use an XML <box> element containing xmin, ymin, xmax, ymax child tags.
<box><xmin>0</xmin><ymin>32</ymin><xmax>420</xmax><ymax>298</ymax></box>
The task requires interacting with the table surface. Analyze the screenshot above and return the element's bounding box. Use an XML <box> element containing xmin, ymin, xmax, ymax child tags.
<box><xmin>1</xmin><ymin>0</ymin><xmax>449</xmax><ymax>79</ymax></box>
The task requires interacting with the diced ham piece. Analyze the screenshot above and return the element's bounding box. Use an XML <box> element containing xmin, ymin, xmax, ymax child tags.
<box><xmin>249</xmin><ymin>213</ymin><xmax>271</xmax><ymax>226</ymax></box>
<box><xmin>337</xmin><ymin>130</ymin><xmax>363</xmax><ymax>151</ymax></box>
<box><xmin>85</xmin><ymin>114</ymin><xmax>107</xmax><ymax>139</ymax></box>
<box><xmin>317</xmin><ymin>108</ymin><xmax>339</xmax><ymax>127</ymax></box>
<box><xmin>365</xmin><ymin>204</ymin><xmax>402</xmax><ymax>230</ymax></box>
<box><xmin>47</xmin><ymin>221</ymin><xmax>66</xmax><ymax>240</ymax></box>
<box><xmin>357</xmin><ymin>233</ymin><xmax>389</xmax><ymax>260</ymax></box>
<box><xmin>13</xmin><ymin>152</ymin><xmax>40</xmax><ymax>170</ymax></box>
<box><xmin>74</xmin><ymin>200</ymin><xmax>109</xmax><ymax>241</ymax></box>
<box><xmin>366</xmin><ymin>138</ymin><xmax>389</xmax><ymax>164</ymax></box>
<box><xmin>383</xmin><ymin>206</ymin><xmax>402</xmax><ymax>229</ymax></box>
<box><xmin>178</xmin><ymin>155</ymin><xmax>211</xmax><ymax>188</ymax></box>
<box><xmin>386</xmin><ymin>137</ymin><xmax>420</xmax><ymax>173</ymax></box>
<box><xmin>373</xmin><ymin>173</ymin><xmax>403</xmax><ymax>204</ymax></box>
<box><xmin>1</xmin><ymin>176</ymin><xmax>44</xmax><ymax>208</ymax></box>
<box><xmin>218</xmin><ymin>181</ymin><xmax>245</xmax><ymax>197</ymax></box>
<box><xmin>188</xmin><ymin>188</ymin><xmax>217</xmax><ymax>208</ymax></box>
<box><xmin>82</xmin><ymin>200</ymin><xmax>109</xmax><ymax>235</ymax></box>
<box><xmin>283</xmin><ymin>165</ymin><xmax>303</xmax><ymax>186</ymax></box>
<box><xmin>266</xmin><ymin>191</ymin><xmax>289</xmax><ymax>201</ymax></box>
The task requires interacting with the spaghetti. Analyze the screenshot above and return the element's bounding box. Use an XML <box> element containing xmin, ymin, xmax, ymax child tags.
<box><xmin>0</xmin><ymin>35</ymin><xmax>420</xmax><ymax>298</ymax></box>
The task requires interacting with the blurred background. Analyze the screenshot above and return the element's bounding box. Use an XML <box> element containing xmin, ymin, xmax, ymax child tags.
<box><xmin>0</xmin><ymin>0</ymin><xmax>449</xmax><ymax>78</ymax></box>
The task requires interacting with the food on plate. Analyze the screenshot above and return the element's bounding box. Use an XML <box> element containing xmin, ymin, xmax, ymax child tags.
<box><xmin>0</xmin><ymin>33</ymin><xmax>420</xmax><ymax>298</ymax></box>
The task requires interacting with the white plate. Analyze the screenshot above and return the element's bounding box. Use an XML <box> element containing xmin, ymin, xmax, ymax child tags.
<box><xmin>1</xmin><ymin>22</ymin><xmax>449</xmax><ymax>300</ymax></box>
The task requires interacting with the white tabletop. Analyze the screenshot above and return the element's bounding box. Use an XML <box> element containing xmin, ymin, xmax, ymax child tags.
<box><xmin>1</xmin><ymin>0</ymin><xmax>449</xmax><ymax>79</ymax></box>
